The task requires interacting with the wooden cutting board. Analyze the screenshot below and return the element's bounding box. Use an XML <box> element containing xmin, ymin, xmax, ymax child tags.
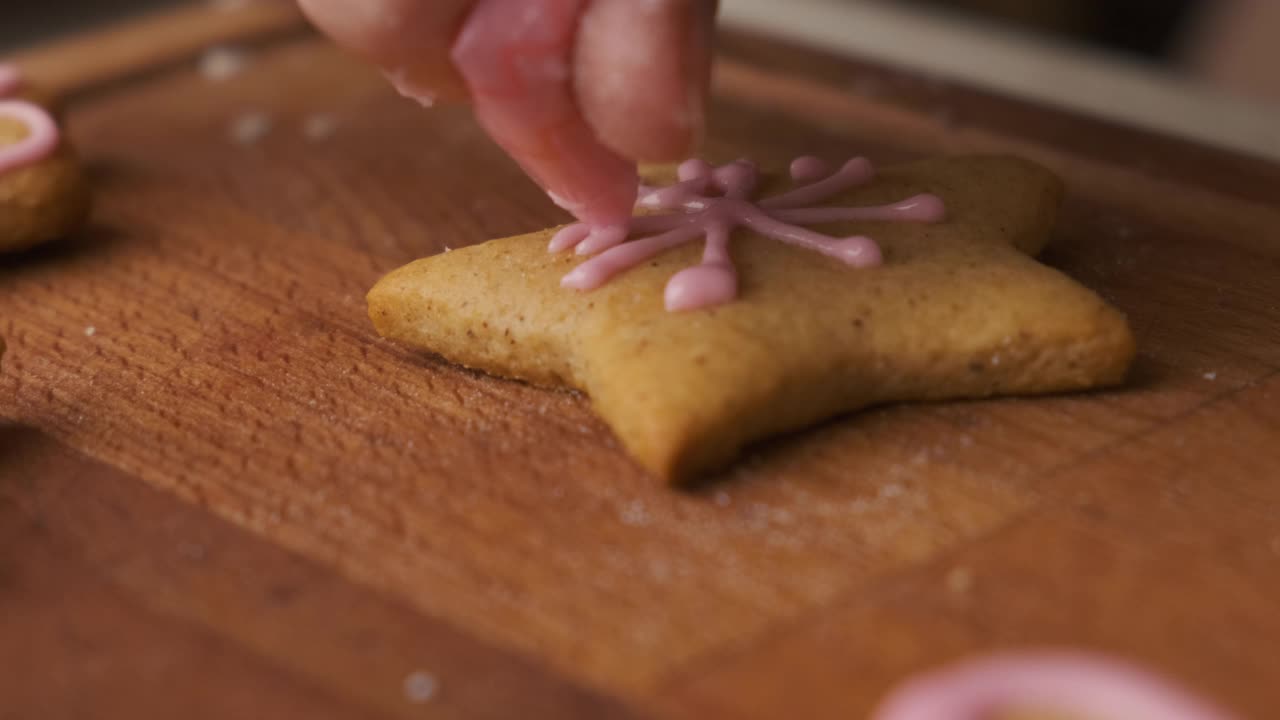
<box><xmin>3</xmin><ymin>4</ymin><xmax>1279</xmax><ymax>718</ymax></box>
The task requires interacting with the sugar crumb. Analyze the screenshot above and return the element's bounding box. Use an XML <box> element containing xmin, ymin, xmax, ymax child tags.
<box><xmin>850</xmin><ymin>74</ymin><xmax>884</xmax><ymax>97</ymax></box>
<box><xmin>931</xmin><ymin>106</ymin><xmax>957</xmax><ymax>128</ymax></box>
<box><xmin>230</xmin><ymin>111</ymin><xmax>272</xmax><ymax>144</ymax></box>
<box><xmin>620</xmin><ymin>500</ymin><xmax>650</xmax><ymax>527</ymax></box>
<box><xmin>402</xmin><ymin>670</ymin><xmax>438</xmax><ymax>704</ymax></box>
<box><xmin>199</xmin><ymin>45</ymin><xmax>250</xmax><ymax>81</ymax></box>
<box><xmin>302</xmin><ymin>113</ymin><xmax>339</xmax><ymax>141</ymax></box>
<box><xmin>84</xmin><ymin>326</ymin><xmax>96</xmax><ymax>337</ymax></box>
<box><xmin>177</xmin><ymin>541</ymin><xmax>206</xmax><ymax>561</ymax></box>
<box><xmin>946</xmin><ymin>566</ymin><xmax>974</xmax><ymax>594</ymax></box>
<box><xmin>1203</xmin><ymin>372</ymin><xmax>1218</xmax><ymax>381</ymax></box>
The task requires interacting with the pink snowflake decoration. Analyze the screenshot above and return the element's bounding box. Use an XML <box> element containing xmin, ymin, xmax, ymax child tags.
<box><xmin>549</xmin><ymin>156</ymin><xmax>947</xmax><ymax>311</ymax></box>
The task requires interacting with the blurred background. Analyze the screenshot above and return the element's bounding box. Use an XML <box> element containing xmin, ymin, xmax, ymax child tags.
<box><xmin>4</xmin><ymin>0</ymin><xmax>1278</xmax><ymax>157</ymax></box>
<box><xmin>894</xmin><ymin>0</ymin><xmax>1279</xmax><ymax>102</ymax></box>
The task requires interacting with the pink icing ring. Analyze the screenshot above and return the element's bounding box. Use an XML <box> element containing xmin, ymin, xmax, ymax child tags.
<box><xmin>0</xmin><ymin>63</ymin><xmax>21</xmax><ymax>96</ymax></box>
<box><xmin>0</xmin><ymin>99</ymin><xmax>61</xmax><ymax>174</ymax></box>
<box><xmin>872</xmin><ymin>652</ymin><xmax>1238</xmax><ymax>720</ymax></box>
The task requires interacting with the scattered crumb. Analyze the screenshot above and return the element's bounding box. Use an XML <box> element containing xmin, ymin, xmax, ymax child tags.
<box><xmin>620</xmin><ymin>500</ymin><xmax>650</xmax><ymax>527</ymax></box>
<box><xmin>714</xmin><ymin>491</ymin><xmax>731</xmax><ymax>507</ymax></box>
<box><xmin>946</xmin><ymin>566</ymin><xmax>974</xmax><ymax>594</ymax></box>
<box><xmin>1203</xmin><ymin>372</ymin><xmax>1218</xmax><ymax>381</ymax></box>
<box><xmin>84</xmin><ymin>326</ymin><xmax>96</xmax><ymax>337</ymax></box>
<box><xmin>230</xmin><ymin>111</ymin><xmax>272</xmax><ymax>145</ymax></box>
<box><xmin>931</xmin><ymin>107</ymin><xmax>957</xmax><ymax>128</ymax></box>
<box><xmin>443</xmin><ymin>246</ymin><xmax>452</xmax><ymax>253</ymax></box>
<box><xmin>177</xmin><ymin>541</ymin><xmax>206</xmax><ymax>561</ymax></box>
<box><xmin>402</xmin><ymin>670</ymin><xmax>438</xmax><ymax>704</ymax></box>
<box><xmin>880</xmin><ymin>483</ymin><xmax>905</xmax><ymax>499</ymax></box>
<box><xmin>991</xmin><ymin>353</ymin><xmax>1001</xmax><ymax>366</ymax></box>
<box><xmin>199</xmin><ymin>45</ymin><xmax>250</xmax><ymax>81</ymax></box>
<box><xmin>767</xmin><ymin>530</ymin><xmax>798</xmax><ymax>548</ymax></box>
<box><xmin>302</xmin><ymin>113</ymin><xmax>339</xmax><ymax>141</ymax></box>
<box><xmin>850</xmin><ymin>74</ymin><xmax>884</xmax><ymax>97</ymax></box>
<box><xmin>744</xmin><ymin>502</ymin><xmax>771</xmax><ymax>531</ymax></box>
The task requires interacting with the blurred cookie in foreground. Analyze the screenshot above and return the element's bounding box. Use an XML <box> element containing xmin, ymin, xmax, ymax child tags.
<box><xmin>873</xmin><ymin>651</ymin><xmax>1240</xmax><ymax>720</ymax></box>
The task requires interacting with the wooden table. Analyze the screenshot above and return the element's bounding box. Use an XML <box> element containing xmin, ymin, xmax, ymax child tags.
<box><xmin>3</xmin><ymin>4</ymin><xmax>1278</xmax><ymax>718</ymax></box>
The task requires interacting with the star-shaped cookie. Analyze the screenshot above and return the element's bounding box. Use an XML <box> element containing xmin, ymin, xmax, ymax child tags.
<box><xmin>368</xmin><ymin>155</ymin><xmax>1135</xmax><ymax>483</ymax></box>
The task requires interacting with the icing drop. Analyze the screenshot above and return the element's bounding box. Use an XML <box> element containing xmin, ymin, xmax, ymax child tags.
<box><xmin>553</xmin><ymin>156</ymin><xmax>946</xmax><ymax>312</ymax></box>
<box><xmin>0</xmin><ymin>64</ymin><xmax>60</xmax><ymax>175</ymax></box>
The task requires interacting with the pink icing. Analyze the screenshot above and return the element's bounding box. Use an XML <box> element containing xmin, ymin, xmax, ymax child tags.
<box><xmin>872</xmin><ymin>652</ymin><xmax>1239</xmax><ymax>720</ymax></box>
<box><xmin>0</xmin><ymin>64</ymin><xmax>60</xmax><ymax>175</ymax></box>
<box><xmin>550</xmin><ymin>156</ymin><xmax>946</xmax><ymax>312</ymax></box>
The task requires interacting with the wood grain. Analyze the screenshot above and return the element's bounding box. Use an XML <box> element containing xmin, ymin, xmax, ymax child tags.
<box><xmin>9</xmin><ymin>1</ymin><xmax>307</xmax><ymax>101</ymax></box>
<box><xmin>1</xmin><ymin>5</ymin><xmax>1278</xmax><ymax>718</ymax></box>
<box><xmin>0</xmin><ymin>427</ymin><xmax>637</xmax><ymax>719</ymax></box>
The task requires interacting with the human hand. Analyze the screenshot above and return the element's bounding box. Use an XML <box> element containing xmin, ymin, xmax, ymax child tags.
<box><xmin>299</xmin><ymin>0</ymin><xmax>718</xmax><ymax>234</ymax></box>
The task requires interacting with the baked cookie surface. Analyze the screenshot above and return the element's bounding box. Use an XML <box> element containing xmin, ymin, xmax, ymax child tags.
<box><xmin>369</xmin><ymin>155</ymin><xmax>1135</xmax><ymax>483</ymax></box>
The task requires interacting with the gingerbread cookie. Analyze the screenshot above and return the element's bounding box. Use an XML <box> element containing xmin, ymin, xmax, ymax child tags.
<box><xmin>368</xmin><ymin>154</ymin><xmax>1135</xmax><ymax>483</ymax></box>
<box><xmin>0</xmin><ymin>63</ymin><xmax>91</xmax><ymax>254</ymax></box>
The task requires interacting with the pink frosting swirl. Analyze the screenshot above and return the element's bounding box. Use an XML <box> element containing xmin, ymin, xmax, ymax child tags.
<box><xmin>873</xmin><ymin>652</ymin><xmax>1239</xmax><ymax>720</ymax></box>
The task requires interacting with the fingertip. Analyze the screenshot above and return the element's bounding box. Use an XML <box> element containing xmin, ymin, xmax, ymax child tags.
<box><xmin>576</xmin><ymin>0</ymin><xmax>716</xmax><ymax>163</ymax></box>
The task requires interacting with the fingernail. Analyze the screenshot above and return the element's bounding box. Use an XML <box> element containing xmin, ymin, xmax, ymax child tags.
<box><xmin>383</xmin><ymin>67</ymin><xmax>437</xmax><ymax>107</ymax></box>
